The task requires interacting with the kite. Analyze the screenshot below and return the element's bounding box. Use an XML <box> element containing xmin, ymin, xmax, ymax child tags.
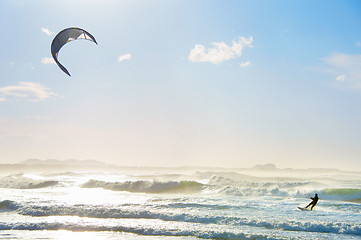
<box><xmin>51</xmin><ymin>27</ymin><xmax>97</xmax><ymax>76</ymax></box>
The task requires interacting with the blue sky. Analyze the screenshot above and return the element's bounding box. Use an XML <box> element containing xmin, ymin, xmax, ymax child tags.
<box><xmin>1</xmin><ymin>0</ymin><xmax>361</xmax><ymax>170</ymax></box>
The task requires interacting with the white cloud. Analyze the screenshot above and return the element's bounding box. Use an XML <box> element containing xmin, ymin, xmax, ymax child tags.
<box><xmin>188</xmin><ymin>36</ymin><xmax>253</xmax><ymax>64</ymax></box>
<box><xmin>41</xmin><ymin>27</ymin><xmax>54</xmax><ymax>36</ymax></box>
<box><xmin>118</xmin><ymin>53</ymin><xmax>132</xmax><ymax>62</ymax></box>
<box><xmin>41</xmin><ymin>57</ymin><xmax>56</xmax><ymax>64</ymax></box>
<box><xmin>0</xmin><ymin>97</ymin><xmax>6</xmax><ymax>102</ymax></box>
<box><xmin>322</xmin><ymin>53</ymin><xmax>361</xmax><ymax>88</ymax></box>
<box><xmin>323</xmin><ymin>53</ymin><xmax>361</xmax><ymax>68</ymax></box>
<box><xmin>336</xmin><ymin>74</ymin><xmax>346</xmax><ymax>81</ymax></box>
<box><xmin>0</xmin><ymin>82</ymin><xmax>57</xmax><ymax>102</ymax></box>
<box><xmin>240</xmin><ymin>61</ymin><xmax>251</xmax><ymax>67</ymax></box>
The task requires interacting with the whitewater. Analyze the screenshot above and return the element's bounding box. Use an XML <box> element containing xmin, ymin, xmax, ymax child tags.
<box><xmin>0</xmin><ymin>162</ymin><xmax>360</xmax><ymax>240</ymax></box>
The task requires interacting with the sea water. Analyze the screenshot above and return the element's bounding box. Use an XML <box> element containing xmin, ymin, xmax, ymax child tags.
<box><xmin>0</xmin><ymin>165</ymin><xmax>360</xmax><ymax>240</ymax></box>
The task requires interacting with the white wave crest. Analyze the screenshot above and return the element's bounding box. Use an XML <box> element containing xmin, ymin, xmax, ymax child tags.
<box><xmin>81</xmin><ymin>179</ymin><xmax>204</xmax><ymax>193</ymax></box>
<box><xmin>0</xmin><ymin>175</ymin><xmax>58</xmax><ymax>189</ymax></box>
<box><xmin>2</xmin><ymin>200</ymin><xmax>360</xmax><ymax>237</ymax></box>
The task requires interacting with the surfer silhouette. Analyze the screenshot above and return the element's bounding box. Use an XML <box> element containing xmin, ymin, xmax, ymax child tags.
<box><xmin>305</xmin><ymin>193</ymin><xmax>319</xmax><ymax>211</ymax></box>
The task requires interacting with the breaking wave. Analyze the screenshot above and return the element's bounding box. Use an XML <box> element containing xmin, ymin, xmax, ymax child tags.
<box><xmin>1</xmin><ymin>200</ymin><xmax>360</xmax><ymax>237</ymax></box>
<box><xmin>0</xmin><ymin>221</ymin><xmax>273</xmax><ymax>240</ymax></box>
<box><xmin>205</xmin><ymin>175</ymin><xmax>361</xmax><ymax>201</ymax></box>
<box><xmin>0</xmin><ymin>176</ymin><xmax>58</xmax><ymax>189</ymax></box>
<box><xmin>322</xmin><ymin>189</ymin><xmax>361</xmax><ymax>202</ymax></box>
<box><xmin>81</xmin><ymin>179</ymin><xmax>204</xmax><ymax>193</ymax></box>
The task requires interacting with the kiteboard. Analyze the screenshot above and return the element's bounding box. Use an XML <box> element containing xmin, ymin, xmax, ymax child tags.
<box><xmin>297</xmin><ymin>207</ymin><xmax>308</xmax><ymax>211</ymax></box>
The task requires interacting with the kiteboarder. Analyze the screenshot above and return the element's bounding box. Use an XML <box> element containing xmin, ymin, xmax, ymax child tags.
<box><xmin>305</xmin><ymin>193</ymin><xmax>319</xmax><ymax>211</ymax></box>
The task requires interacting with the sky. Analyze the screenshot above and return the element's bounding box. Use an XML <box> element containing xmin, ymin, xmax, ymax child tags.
<box><xmin>1</xmin><ymin>0</ymin><xmax>361</xmax><ymax>170</ymax></box>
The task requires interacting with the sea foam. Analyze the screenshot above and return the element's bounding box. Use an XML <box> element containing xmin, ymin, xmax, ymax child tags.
<box><xmin>1</xmin><ymin>199</ymin><xmax>360</xmax><ymax>236</ymax></box>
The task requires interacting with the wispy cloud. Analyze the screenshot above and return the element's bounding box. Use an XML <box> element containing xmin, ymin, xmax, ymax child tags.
<box><xmin>188</xmin><ymin>36</ymin><xmax>253</xmax><ymax>64</ymax></box>
<box><xmin>41</xmin><ymin>57</ymin><xmax>56</xmax><ymax>64</ymax></box>
<box><xmin>322</xmin><ymin>53</ymin><xmax>361</xmax><ymax>89</ymax></box>
<box><xmin>240</xmin><ymin>61</ymin><xmax>251</xmax><ymax>67</ymax></box>
<box><xmin>0</xmin><ymin>82</ymin><xmax>57</xmax><ymax>102</ymax></box>
<box><xmin>11</xmin><ymin>0</ymin><xmax>24</xmax><ymax>6</ymax></box>
<box><xmin>25</xmin><ymin>63</ymin><xmax>35</xmax><ymax>69</ymax></box>
<box><xmin>118</xmin><ymin>53</ymin><xmax>132</xmax><ymax>62</ymax></box>
<box><xmin>25</xmin><ymin>115</ymin><xmax>50</xmax><ymax>120</ymax></box>
<box><xmin>41</xmin><ymin>27</ymin><xmax>54</xmax><ymax>36</ymax></box>
<box><xmin>336</xmin><ymin>74</ymin><xmax>346</xmax><ymax>81</ymax></box>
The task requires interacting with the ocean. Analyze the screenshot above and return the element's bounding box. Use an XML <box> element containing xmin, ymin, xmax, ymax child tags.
<box><xmin>0</xmin><ymin>162</ymin><xmax>360</xmax><ymax>240</ymax></box>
